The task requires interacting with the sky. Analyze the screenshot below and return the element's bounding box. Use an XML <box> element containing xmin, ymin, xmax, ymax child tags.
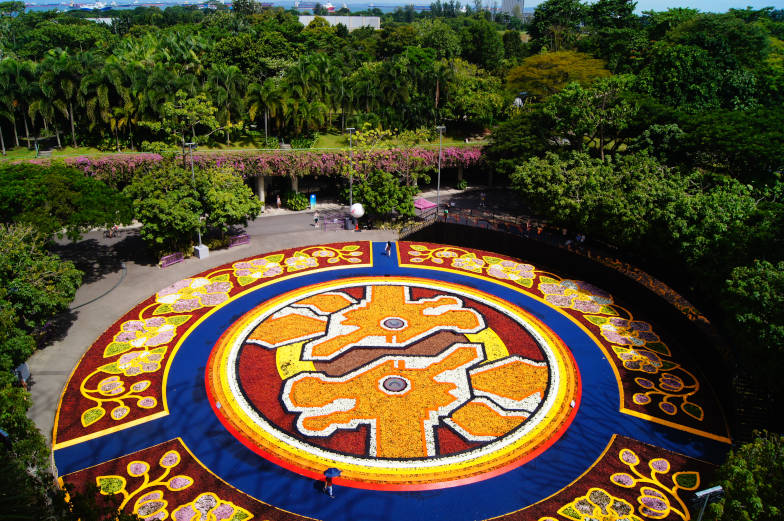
<box><xmin>553</xmin><ymin>0</ymin><xmax>784</xmax><ymax>13</ymax></box>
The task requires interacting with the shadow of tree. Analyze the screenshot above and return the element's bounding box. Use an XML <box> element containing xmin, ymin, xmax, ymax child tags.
<box><xmin>36</xmin><ymin>309</ymin><xmax>79</xmax><ymax>350</ymax></box>
<box><xmin>52</xmin><ymin>230</ymin><xmax>157</xmax><ymax>286</ymax></box>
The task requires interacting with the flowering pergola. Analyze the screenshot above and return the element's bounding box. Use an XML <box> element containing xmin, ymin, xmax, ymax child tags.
<box><xmin>27</xmin><ymin>146</ymin><xmax>483</xmax><ymax>189</ymax></box>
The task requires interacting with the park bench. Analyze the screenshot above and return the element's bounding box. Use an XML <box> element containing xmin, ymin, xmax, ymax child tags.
<box><xmin>229</xmin><ymin>233</ymin><xmax>250</xmax><ymax>248</ymax></box>
<box><xmin>37</xmin><ymin>150</ymin><xmax>52</xmax><ymax>158</ymax></box>
<box><xmin>160</xmin><ymin>252</ymin><xmax>184</xmax><ymax>268</ymax></box>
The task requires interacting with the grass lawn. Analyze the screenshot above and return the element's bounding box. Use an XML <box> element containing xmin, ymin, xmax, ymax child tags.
<box><xmin>0</xmin><ymin>145</ymin><xmax>109</xmax><ymax>161</ymax></box>
<box><xmin>314</xmin><ymin>132</ymin><xmax>348</xmax><ymax>149</ymax></box>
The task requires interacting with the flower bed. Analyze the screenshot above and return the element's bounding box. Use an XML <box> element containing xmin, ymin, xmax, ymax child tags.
<box><xmin>54</xmin><ymin>240</ymin><xmax>728</xmax><ymax>521</ymax></box>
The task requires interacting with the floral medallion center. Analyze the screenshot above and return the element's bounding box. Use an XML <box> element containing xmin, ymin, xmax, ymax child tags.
<box><xmin>206</xmin><ymin>277</ymin><xmax>580</xmax><ymax>490</ymax></box>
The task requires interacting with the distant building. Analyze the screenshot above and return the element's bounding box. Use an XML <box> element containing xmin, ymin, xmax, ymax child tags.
<box><xmin>298</xmin><ymin>15</ymin><xmax>380</xmax><ymax>31</ymax></box>
<box><xmin>500</xmin><ymin>0</ymin><xmax>531</xmax><ymax>20</ymax></box>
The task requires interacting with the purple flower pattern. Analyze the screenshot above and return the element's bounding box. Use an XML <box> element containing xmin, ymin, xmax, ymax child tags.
<box><xmin>538</xmin><ymin>279</ymin><xmax>613</xmax><ymax>314</ymax></box>
<box><xmin>156</xmin><ymin>277</ymin><xmax>232</xmax><ymax>312</ymax></box>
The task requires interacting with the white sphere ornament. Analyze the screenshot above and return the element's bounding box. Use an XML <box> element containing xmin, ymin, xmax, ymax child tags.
<box><xmin>350</xmin><ymin>203</ymin><xmax>365</xmax><ymax>218</ymax></box>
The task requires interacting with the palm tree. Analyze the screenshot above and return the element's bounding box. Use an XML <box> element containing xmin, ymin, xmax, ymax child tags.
<box><xmin>207</xmin><ymin>64</ymin><xmax>246</xmax><ymax>145</ymax></box>
<box><xmin>298</xmin><ymin>100</ymin><xmax>328</xmax><ymax>133</ymax></box>
<box><xmin>0</xmin><ymin>60</ymin><xmax>20</xmax><ymax>148</ymax></box>
<box><xmin>285</xmin><ymin>59</ymin><xmax>318</xmax><ymax>103</ymax></box>
<box><xmin>29</xmin><ymin>87</ymin><xmax>63</xmax><ymax>149</ymax></box>
<box><xmin>39</xmin><ymin>49</ymin><xmax>84</xmax><ymax>148</ymax></box>
<box><xmin>1</xmin><ymin>59</ymin><xmax>36</xmax><ymax>148</ymax></box>
<box><xmin>349</xmin><ymin>62</ymin><xmax>384</xmax><ymax>116</ymax></box>
<box><xmin>246</xmin><ymin>78</ymin><xmax>282</xmax><ymax>143</ymax></box>
<box><xmin>79</xmin><ymin>58</ymin><xmax>125</xmax><ymax>142</ymax></box>
<box><xmin>0</xmin><ymin>106</ymin><xmax>8</xmax><ymax>155</ymax></box>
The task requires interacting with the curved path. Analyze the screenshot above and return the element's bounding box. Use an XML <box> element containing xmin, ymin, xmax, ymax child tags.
<box><xmin>47</xmin><ymin>239</ymin><xmax>731</xmax><ymax>521</ymax></box>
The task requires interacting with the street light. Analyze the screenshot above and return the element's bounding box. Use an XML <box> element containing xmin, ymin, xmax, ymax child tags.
<box><xmin>436</xmin><ymin>125</ymin><xmax>446</xmax><ymax>215</ymax></box>
<box><xmin>694</xmin><ymin>486</ymin><xmax>724</xmax><ymax>521</ymax></box>
<box><xmin>185</xmin><ymin>142</ymin><xmax>208</xmax><ymax>259</ymax></box>
<box><xmin>346</xmin><ymin>127</ymin><xmax>355</xmax><ymax>207</ymax></box>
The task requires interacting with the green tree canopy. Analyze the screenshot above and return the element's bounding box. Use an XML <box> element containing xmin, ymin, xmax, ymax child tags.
<box><xmin>459</xmin><ymin>17</ymin><xmax>504</xmax><ymax>71</ymax></box>
<box><xmin>153</xmin><ymin>90</ymin><xmax>221</xmax><ymax>155</ymax></box>
<box><xmin>201</xmin><ymin>166</ymin><xmax>262</xmax><ymax>236</ymax></box>
<box><xmin>0</xmin><ymin>163</ymin><xmax>132</xmax><ymax>240</ymax></box>
<box><xmin>506</xmin><ymin>51</ymin><xmax>611</xmax><ymax>99</ymax></box>
<box><xmin>677</xmin><ymin>108</ymin><xmax>784</xmax><ymax>182</ymax></box>
<box><xmin>544</xmin><ymin>75</ymin><xmax>639</xmax><ymax>159</ymax></box>
<box><xmin>483</xmin><ymin>108</ymin><xmax>555</xmax><ymax>178</ymax></box>
<box><xmin>723</xmin><ymin>261</ymin><xmax>784</xmax><ymax>394</ymax></box>
<box><xmin>666</xmin><ymin>13</ymin><xmax>770</xmax><ymax>71</ymax></box>
<box><xmin>124</xmin><ymin>165</ymin><xmax>260</xmax><ymax>254</ymax></box>
<box><xmin>439</xmin><ymin>58</ymin><xmax>505</xmax><ymax>129</ymax></box>
<box><xmin>414</xmin><ymin>18</ymin><xmax>461</xmax><ymax>59</ymax></box>
<box><xmin>528</xmin><ymin>0</ymin><xmax>586</xmax><ymax>51</ymax></box>
<box><xmin>351</xmin><ymin>169</ymin><xmax>419</xmax><ymax>221</ymax></box>
<box><xmin>0</xmin><ymin>223</ymin><xmax>81</xmax><ymax>334</ymax></box>
<box><xmin>707</xmin><ymin>432</ymin><xmax>784</xmax><ymax>521</ymax></box>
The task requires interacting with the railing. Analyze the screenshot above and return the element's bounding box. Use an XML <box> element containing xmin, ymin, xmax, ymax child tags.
<box><xmin>159</xmin><ymin>252</ymin><xmax>184</xmax><ymax>268</ymax></box>
<box><xmin>399</xmin><ymin>216</ymin><xmax>438</xmax><ymax>239</ymax></box>
<box><xmin>398</xmin><ymin>207</ymin><xmax>708</xmax><ymax>325</ymax></box>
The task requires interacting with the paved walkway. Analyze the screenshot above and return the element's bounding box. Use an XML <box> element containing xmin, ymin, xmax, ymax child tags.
<box><xmin>29</xmin><ymin>187</ymin><xmax>513</xmax><ymax>444</ymax></box>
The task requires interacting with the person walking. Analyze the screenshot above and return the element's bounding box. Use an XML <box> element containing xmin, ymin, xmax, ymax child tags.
<box><xmin>314</xmin><ymin>211</ymin><xmax>319</xmax><ymax>228</ymax></box>
<box><xmin>385</xmin><ymin>241</ymin><xmax>392</xmax><ymax>256</ymax></box>
<box><xmin>276</xmin><ymin>194</ymin><xmax>281</xmax><ymax>209</ymax></box>
<box><xmin>323</xmin><ymin>468</ymin><xmax>340</xmax><ymax>498</ymax></box>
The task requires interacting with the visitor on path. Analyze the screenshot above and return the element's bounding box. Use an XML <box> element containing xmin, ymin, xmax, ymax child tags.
<box><xmin>323</xmin><ymin>467</ymin><xmax>341</xmax><ymax>498</ymax></box>
<box><xmin>276</xmin><ymin>194</ymin><xmax>281</xmax><ymax>209</ymax></box>
<box><xmin>314</xmin><ymin>211</ymin><xmax>319</xmax><ymax>228</ymax></box>
<box><xmin>385</xmin><ymin>241</ymin><xmax>392</xmax><ymax>256</ymax></box>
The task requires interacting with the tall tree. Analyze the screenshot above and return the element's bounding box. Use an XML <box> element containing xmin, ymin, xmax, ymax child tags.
<box><xmin>506</xmin><ymin>51</ymin><xmax>611</xmax><ymax>99</ymax></box>
<box><xmin>207</xmin><ymin>63</ymin><xmax>246</xmax><ymax>145</ymax></box>
<box><xmin>528</xmin><ymin>0</ymin><xmax>586</xmax><ymax>51</ymax></box>
<box><xmin>246</xmin><ymin>78</ymin><xmax>282</xmax><ymax>142</ymax></box>
<box><xmin>0</xmin><ymin>163</ymin><xmax>132</xmax><ymax>241</ymax></box>
<box><xmin>544</xmin><ymin>75</ymin><xmax>639</xmax><ymax>159</ymax></box>
<box><xmin>459</xmin><ymin>17</ymin><xmax>504</xmax><ymax>70</ymax></box>
<box><xmin>707</xmin><ymin>432</ymin><xmax>784</xmax><ymax>521</ymax></box>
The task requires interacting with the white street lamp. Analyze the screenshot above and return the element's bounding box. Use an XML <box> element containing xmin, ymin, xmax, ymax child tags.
<box><xmin>436</xmin><ymin>125</ymin><xmax>446</xmax><ymax>215</ymax></box>
<box><xmin>346</xmin><ymin>127</ymin><xmax>355</xmax><ymax>208</ymax></box>
<box><xmin>186</xmin><ymin>142</ymin><xmax>208</xmax><ymax>259</ymax></box>
<box><xmin>694</xmin><ymin>486</ymin><xmax>724</xmax><ymax>521</ymax></box>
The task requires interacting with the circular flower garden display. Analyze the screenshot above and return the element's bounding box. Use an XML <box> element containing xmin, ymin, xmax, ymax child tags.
<box><xmin>53</xmin><ymin>242</ymin><xmax>731</xmax><ymax>521</ymax></box>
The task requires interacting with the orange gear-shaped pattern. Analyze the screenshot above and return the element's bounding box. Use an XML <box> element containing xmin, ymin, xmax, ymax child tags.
<box><xmin>283</xmin><ymin>344</ymin><xmax>485</xmax><ymax>458</ymax></box>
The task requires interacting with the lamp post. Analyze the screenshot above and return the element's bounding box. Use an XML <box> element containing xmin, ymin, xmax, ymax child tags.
<box><xmin>346</xmin><ymin>127</ymin><xmax>355</xmax><ymax>207</ymax></box>
<box><xmin>694</xmin><ymin>486</ymin><xmax>724</xmax><ymax>521</ymax></box>
<box><xmin>185</xmin><ymin>142</ymin><xmax>208</xmax><ymax>258</ymax></box>
<box><xmin>436</xmin><ymin>125</ymin><xmax>446</xmax><ymax>214</ymax></box>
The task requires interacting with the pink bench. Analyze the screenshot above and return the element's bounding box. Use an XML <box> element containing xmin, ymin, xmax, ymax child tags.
<box><xmin>160</xmin><ymin>252</ymin><xmax>184</xmax><ymax>268</ymax></box>
<box><xmin>229</xmin><ymin>234</ymin><xmax>250</xmax><ymax>247</ymax></box>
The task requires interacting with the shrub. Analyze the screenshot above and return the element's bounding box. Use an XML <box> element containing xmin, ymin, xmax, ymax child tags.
<box><xmin>283</xmin><ymin>191</ymin><xmax>309</xmax><ymax>211</ymax></box>
<box><xmin>290</xmin><ymin>134</ymin><xmax>317</xmax><ymax>149</ymax></box>
<box><xmin>140</xmin><ymin>141</ymin><xmax>175</xmax><ymax>154</ymax></box>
